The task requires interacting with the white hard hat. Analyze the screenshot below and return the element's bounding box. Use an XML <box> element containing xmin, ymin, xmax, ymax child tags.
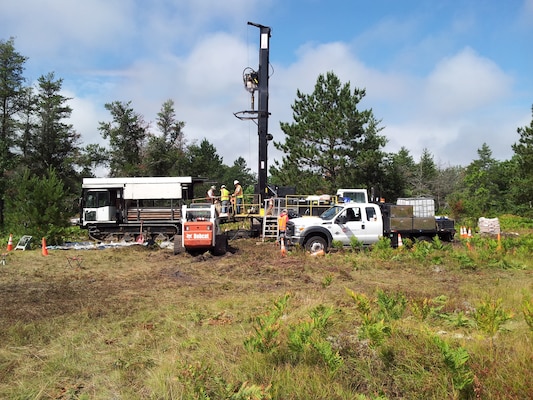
<box><xmin>210</xmin><ymin>185</ymin><xmax>216</xmax><ymax>189</ymax></box>
<box><xmin>221</xmin><ymin>185</ymin><xmax>226</xmax><ymax>188</ymax></box>
<box><xmin>234</xmin><ymin>180</ymin><xmax>239</xmax><ymax>185</ymax></box>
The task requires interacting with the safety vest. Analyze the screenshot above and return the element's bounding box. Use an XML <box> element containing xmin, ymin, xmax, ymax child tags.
<box><xmin>278</xmin><ymin>214</ymin><xmax>288</xmax><ymax>231</ymax></box>
<box><xmin>220</xmin><ymin>188</ymin><xmax>230</xmax><ymax>201</ymax></box>
<box><xmin>234</xmin><ymin>184</ymin><xmax>243</xmax><ymax>199</ymax></box>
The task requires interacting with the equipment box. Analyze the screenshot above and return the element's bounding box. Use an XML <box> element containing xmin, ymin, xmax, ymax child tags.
<box><xmin>413</xmin><ymin>218</ymin><xmax>436</xmax><ymax>230</ymax></box>
<box><xmin>390</xmin><ymin>218</ymin><xmax>413</xmax><ymax>231</ymax></box>
<box><xmin>389</xmin><ymin>205</ymin><xmax>413</xmax><ymax>218</ymax></box>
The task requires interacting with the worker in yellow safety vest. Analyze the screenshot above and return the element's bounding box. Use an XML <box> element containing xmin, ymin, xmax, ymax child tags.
<box><xmin>232</xmin><ymin>180</ymin><xmax>244</xmax><ymax>214</ymax></box>
<box><xmin>220</xmin><ymin>185</ymin><xmax>230</xmax><ymax>213</ymax></box>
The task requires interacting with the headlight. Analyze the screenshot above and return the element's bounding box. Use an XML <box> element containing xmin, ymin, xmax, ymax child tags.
<box><xmin>294</xmin><ymin>225</ymin><xmax>306</xmax><ymax>233</ymax></box>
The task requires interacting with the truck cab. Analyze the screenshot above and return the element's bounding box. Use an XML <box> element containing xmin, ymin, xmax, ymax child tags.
<box><xmin>81</xmin><ymin>188</ymin><xmax>120</xmax><ymax>225</ymax></box>
<box><xmin>336</xmin><ymin>188</ymin><xmax>368</xmax><ymax>203</ymax></box>
<box><xmin>287</xmin><ymin>203</ymin><xmax>383</xmax><ymax>252</ymax></box>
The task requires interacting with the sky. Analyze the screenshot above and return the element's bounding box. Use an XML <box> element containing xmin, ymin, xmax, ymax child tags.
<box><xmin>2</xmin><ymin>0</ymin><xmax>533</xmax><ymax>178</ymax></box>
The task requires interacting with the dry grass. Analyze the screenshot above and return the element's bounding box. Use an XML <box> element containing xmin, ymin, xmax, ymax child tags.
<box><xmin>0</xmin><ymin>237</ymin><xmax>532</xmax><ymax>399</ymax></box>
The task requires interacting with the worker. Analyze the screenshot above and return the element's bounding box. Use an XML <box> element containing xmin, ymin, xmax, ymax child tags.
<box><xmin>278</xmin><ymin>208</ymin><xmax>289</xmax><ymax>240</ymax></box>
<box><xmin>232</xmin><ymin>180</ymin><xmax>244</xmax><ymax>214</ymax></box>
<box><xmin>207</xmin><ymin>185</ymin><xmax>217</xmax><ymax>203</ymax></box>
<box><xmin>220</xmin><ymin>185</ymin><xmax>230</xmax><ymax>214</ymax></box>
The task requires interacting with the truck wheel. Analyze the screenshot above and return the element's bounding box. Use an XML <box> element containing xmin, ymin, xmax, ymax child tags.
<box><xmin>173</xmin><ymin>235</ymin><xmax>184</xmax><ymax>255</ymax></box>
<box><xmin>305</xmin><ymin>236</ymin><xmax>327</xmax><ymax>253</ymax></box>
<box><xmin>212</xmin><ymin>234</ymin><xmax>228</xmax><ymax>256</ymax></box>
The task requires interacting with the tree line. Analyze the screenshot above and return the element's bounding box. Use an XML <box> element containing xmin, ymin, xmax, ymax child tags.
<box><xmin>271</xmin><ymin>71</ymin><xmax>533</xmax><ymax>219</ymax></box>
<box><xmin>1</xmin><ymin>38</ymin><xmax>532</xmax><ymax>242</ymax></box>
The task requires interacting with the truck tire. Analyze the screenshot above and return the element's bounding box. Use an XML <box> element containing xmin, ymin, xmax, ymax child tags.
<box><xmin>173</xmin><ymin>235</ymin><xmax>184</xmax><ymax>255</ymax></box>
<box><xmin>305</xmin><ymin>235</ymin><xmax>327</xmax><ymax>253</ymax></box>
<box><xmin>212</xmin><ymin>234</ymin><xmax>228</xmax><ymax>256</ymax></box>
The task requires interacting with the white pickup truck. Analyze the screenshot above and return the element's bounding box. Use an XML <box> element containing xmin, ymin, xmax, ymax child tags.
<box><xmin>286</xmin><ymin>200</ymin><xmax>456</xmax><ymax>252</ymax></box>
<box><xmin>286</xmin><ymin>203</ymin><xmax>384</xmax><ymax>252</ymax></box>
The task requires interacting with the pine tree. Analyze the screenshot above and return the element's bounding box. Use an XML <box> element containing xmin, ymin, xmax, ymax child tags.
<box><xmin>271</xmin><ymin>72</ymin><xmax>386</xmax><ymax>194</ymax></box>
<box><xmin>512</xmin><ymin>105</ymin><xmax>533</xmax><ymax>214</ymax></box>
<box><xmin>5</xmin><ymin>168</ymin><xmax>69</xmax><ymax>244</ymax></box>
<box><xmin>0</xmin><ymin>37</ymin><xmax>27</xmax><ymax>227</ymax></box>
<box><xmin>98</xmin><ymin>101</ymin><xmax>148</xmax><ymax>176</ymax></box>
<box><xmin>21</xmin><ymin>72</ymin><xmax>81</xmax><ymax>193</ymax></box>
<box><xmin>144</xmin><ymin>99</ymin><xmax>187</xmax><ymax>176</ymax></box>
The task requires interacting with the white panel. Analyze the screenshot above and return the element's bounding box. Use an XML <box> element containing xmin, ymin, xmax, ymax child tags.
<box><xmin>261</xmin><ymin>33</ymin><xmax>269</xmax><ymax>49</ymax></box>
<box><xmin>124</xmin><ymin>183</ymin><xmax>182</xmax><ymax>199</ymax></box>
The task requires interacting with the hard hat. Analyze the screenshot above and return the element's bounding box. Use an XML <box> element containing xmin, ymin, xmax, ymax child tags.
<box><xmin>221</xmin><ymin>185</ymin><xmax>226</xmax><ymax>188</ymax></box>
<box><xmin>234</xmin><ymin>180</ymin><xmax>239</xmax><ymax>185</ymax></box>
<box><xmin>282</xmin><ymin>209</ymin><xmax>288</xmax><ymax>213</ymax></box>
<box><xmin>210</xmin><ymin>185</ymin><xmax>216</xmax><ymax>189</ymax></box>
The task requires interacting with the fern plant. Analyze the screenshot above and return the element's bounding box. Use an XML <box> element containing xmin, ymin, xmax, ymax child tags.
<box><xmin>433</xmin><ymin>336</ymin><xmax>474</xmax><ymax>394</ymax></box>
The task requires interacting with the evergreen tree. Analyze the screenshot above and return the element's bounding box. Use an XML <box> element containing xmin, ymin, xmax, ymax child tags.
<box><xmin>144</xmin><ymin>99</ymin><xmax>187</xmax><ymax>176</ymax></box>
<box><xmin>271</xmin><ymin>72</ymin><xmax>387</xmax><ymax>194</ymax></box>
<box><xmin>21</xmin><ymin>72</ymin><xmax>81</xmax><ymax>193</ymax></box>
<box><xmin>98</xmin><ymin>101</ymin><xmax>148</xmax><ymax>176</ymax></box>
<box><xmin>221</xmin><ymin>156</ymin><xmax>256</xmax><ymax>194</ymax></box>
<box><xmin>5</xmin><ymin>168</ymin><xmax>69</xmax><ymax>244</ymax></box>
<box><xmin>184</xmin><ymin>138</ymin><xmax>227</xmax><ymax>198</ymax></box>
<box><xmin>379</xmin><ymin>147</ymin><xmax>416</xmax><ymax>201</ymax></box>
<box><xmin>0</xmin><ymin>37</ymin><xmax>27</xmax><ymax>227</ymax></box>
<box><xmin>512</xmin><ymin>105</ymin><xmax>533</xmax><ymax>214</ymax></box>
<box><xmin>462</xmin><ymin>143</ymin><xmax>501</xmax><ymax>215</ymax></box>
<box><xmin>411</xmin><ymin>148</ymin><xmax>437</xmax><ymax>197</ymax></box>
<box><xmin>434</xmin><ymin>163</ymin><xmax>464</xmax><ymax>212</ymax></box>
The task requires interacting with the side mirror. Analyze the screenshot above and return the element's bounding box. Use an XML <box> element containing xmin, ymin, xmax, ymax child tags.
<box><xmin>337</xmin><ymin>216</ymin><xmax>347</xmax><ymax>224</ymax></box>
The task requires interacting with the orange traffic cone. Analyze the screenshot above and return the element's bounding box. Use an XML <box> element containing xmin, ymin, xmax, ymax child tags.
<box><xmin>137</xmin><ymin>221</ymin><xmax>145</xmax><ymax>244</ymax></box>
<box><xmin>467</xmin><ymin>228</ymin><xmax>472</xmax><ymax>238</ymax></box>
<box><xmin>280</xmin><ymin>238</ymin><xmax>287</xmax><ymax>257</ymax></box>
<box><xmin>397</xmin><ymin>233</ymin><xmax>403</xmax><ymax>247</ymax></box>
<box><xmin>7</xmin><ymin>234</ymin><xmax>13</xmax><ymax>251</ymax></box>
<box><xmin>41</xmin><ymin>237</ymin><xmax>49</xmax><ymax>256</ymax></box>
<box><xmin>310</xmin><ymin>249</ymin><xmax>325</xmax><ymax>257</ymax></box>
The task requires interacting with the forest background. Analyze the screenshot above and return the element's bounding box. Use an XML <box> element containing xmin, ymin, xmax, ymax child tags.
<box><xmin>1</xmin><ymin>37</ymin><xmax>533</xmax><ymax>244</ymax></box>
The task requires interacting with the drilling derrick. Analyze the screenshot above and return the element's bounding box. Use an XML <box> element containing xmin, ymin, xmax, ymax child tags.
<box><xmin>235</xmin><ymin>22</ymin><xmax>272</xmax><ymax>207</ymax></box>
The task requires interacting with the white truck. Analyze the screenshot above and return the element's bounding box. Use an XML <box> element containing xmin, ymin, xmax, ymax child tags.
<box><xmin>286</xmin><ymin>200</ymin><xmax>455</xmax><ymax>252</ymax></box>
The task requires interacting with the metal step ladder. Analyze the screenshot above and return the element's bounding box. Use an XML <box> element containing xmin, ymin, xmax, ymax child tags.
<box><xmin>262</xmin><ymin>215</ymin><xmax>279</xmax><ymax>241</ymax></box>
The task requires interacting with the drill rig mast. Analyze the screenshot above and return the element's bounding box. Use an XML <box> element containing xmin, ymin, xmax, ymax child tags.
<box><xmin>235</xmin><ymin>22</ymin><xmax>272</xmax><ymax>206</ymax></box>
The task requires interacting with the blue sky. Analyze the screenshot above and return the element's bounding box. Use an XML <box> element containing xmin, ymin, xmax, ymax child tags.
<box><xmin>2</xmin><ymin>0</ymin><xmax>532</xmax><ymax>177</ymax></box>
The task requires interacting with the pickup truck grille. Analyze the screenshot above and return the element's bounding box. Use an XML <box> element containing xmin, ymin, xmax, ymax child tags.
<box><xmin>286</xmin><ymin>221</ymin><xmax>295</xmax><ymax>236</ymax></box>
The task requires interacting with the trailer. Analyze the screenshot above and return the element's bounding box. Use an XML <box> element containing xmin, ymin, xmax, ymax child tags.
<box><xmin>79</xmin><ymin>177</ymin><xmax>202</xmax><ymax>241</ymax></box>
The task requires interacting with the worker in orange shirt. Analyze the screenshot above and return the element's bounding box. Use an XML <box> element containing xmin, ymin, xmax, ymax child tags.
<box><xmin>278</xmin><ymin>209</ymin><xmax>289</xmax><ymax>239</ymax></box>
<box><xmin>278</xmin><ymin>209</ymin><xmax>289</xmax><ymax>249</ymax></box>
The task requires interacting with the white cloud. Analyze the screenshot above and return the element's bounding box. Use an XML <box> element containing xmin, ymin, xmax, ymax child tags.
<box><xmin>422</xmin><ymin>48</ymin><xmax>512</xmax><ymax>117</ymax></box>
<box><xmin>2</xmin><ymin>0</ymin><xmax>529</xmax><ymax>177</ymax></box>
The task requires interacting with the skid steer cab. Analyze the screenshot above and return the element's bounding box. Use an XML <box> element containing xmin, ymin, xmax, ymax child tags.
<box><xmin>181</xmin><ymin>203</ymin><xmax>228</xmax><ymax>255</ymax></box>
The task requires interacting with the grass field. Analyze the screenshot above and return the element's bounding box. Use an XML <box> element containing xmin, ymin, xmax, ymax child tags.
<box><xmin>0</xmin><ymin>230</ymin><xmax>532</xmax><ymax>399</ymax></box>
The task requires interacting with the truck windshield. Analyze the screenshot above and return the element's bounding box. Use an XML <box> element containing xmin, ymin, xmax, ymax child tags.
<box><xmin>343</xmin><ymin>192</ymin><xmax>366</xmax><ymax>202</ymax></box>
<box><xmin>85</xmin><ymin>191</ymin><xmax>110</xmax><ymax>208</ymax></box>
<box><xmin>320</xmin><ymin>206</ymin><xmax>344</xmax><ymax>221</ymax></box>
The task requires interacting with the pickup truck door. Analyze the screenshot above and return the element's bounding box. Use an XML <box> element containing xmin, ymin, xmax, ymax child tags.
<box><xmin>332</xmin><ymin>206</ymin><xmax>382</xmax><ymax>245</ymax></box>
